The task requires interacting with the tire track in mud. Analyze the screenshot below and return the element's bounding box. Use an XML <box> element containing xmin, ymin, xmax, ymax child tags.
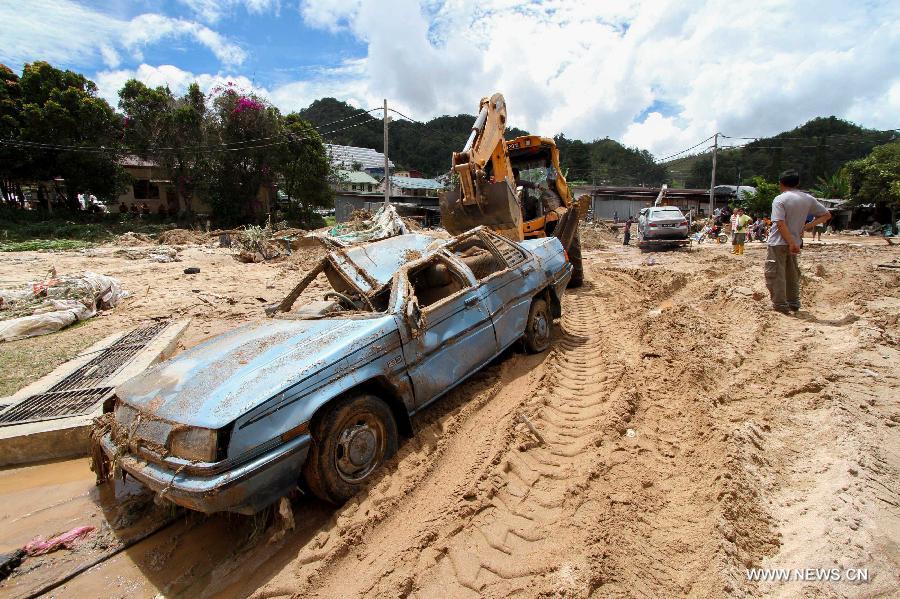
<box><xmin>412</xmin><ymin>287</ymin><xmax>637</xmax><ymax>597</ymax></box>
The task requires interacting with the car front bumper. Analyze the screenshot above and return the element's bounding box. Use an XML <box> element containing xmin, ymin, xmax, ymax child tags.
<box><xmin>100</xmin><ymin>433</ymin><xmax>311</xmax><ymax>514</ymax></box>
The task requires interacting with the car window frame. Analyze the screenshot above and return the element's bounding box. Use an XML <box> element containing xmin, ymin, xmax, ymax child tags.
<box><xmin>391</xmin><ymin>252</ymin><xmax>479</xmax><ymax>318</ymax></box>
<box><xmin>481</xmin><ymin>229</ymin><xmax>529</xmax><ymax>271</ymax></box>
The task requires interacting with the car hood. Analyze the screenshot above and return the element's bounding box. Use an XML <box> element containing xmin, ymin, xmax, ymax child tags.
<box><xmin>116</xmin><ymin>317</ymin><xmax>394</xmax><ymax>429</ymax></box>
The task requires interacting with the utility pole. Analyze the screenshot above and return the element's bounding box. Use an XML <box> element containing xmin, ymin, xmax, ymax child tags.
<box><xmin>708</xmin><ymin>132</ymin><xmax>718</xmax><ymax>216</ymax></box>
<box><xmin>383</xmin><ymin>98</ymin><xmax>390</xmax><ymax>205</ymax></box>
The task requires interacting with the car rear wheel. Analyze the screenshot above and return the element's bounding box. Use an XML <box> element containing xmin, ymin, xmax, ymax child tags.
<box><xmin>303</xmin><ymin>394</ymin><xmax>398</xmax><ymax>504</ymax></box>
<box><xmin>524</xmin><ymin>297</ymin><xmax>552</xmax><ymax>353</ymax></box>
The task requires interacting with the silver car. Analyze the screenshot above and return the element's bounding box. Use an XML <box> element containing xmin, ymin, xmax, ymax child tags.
<box><xmin>638</xmin><ymin>206</ymin><xmax>690</xmax><ymax>243</ymax></box>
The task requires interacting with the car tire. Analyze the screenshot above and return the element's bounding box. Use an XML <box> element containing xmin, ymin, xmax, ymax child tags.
<box><xmin>524</xmin><ymin>297</ymin><xmax>552</xmax><ymax>353</ymax></box>
<box><xmin>303</xmin><ymin>394</ymin><xmax>398</xmax><ymax>504</ymax></box>
<box><xmin>567</xmin><ymin>234</ymin><xmax>584</xmax><ymax>288</ymax></box>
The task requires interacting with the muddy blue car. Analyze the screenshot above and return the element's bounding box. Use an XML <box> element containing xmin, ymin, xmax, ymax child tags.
<box><xmin>99</xmin><ymin>226</ymin><xmax>571</xmax><ymax>513</ymax></box>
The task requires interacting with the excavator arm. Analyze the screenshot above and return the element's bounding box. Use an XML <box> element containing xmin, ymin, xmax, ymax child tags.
<box><xmin>440</xmin><ymin>93</ymin><xmax>524</xmax><ymax>240</ymax></box>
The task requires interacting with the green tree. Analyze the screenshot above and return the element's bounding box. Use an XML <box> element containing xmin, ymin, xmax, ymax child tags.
<box><xmin>810</xmin><ymin>169</ymin><xmax>850</xmax><ymax>199</ymax></box>
<box><xmin>278</xmin><ymin>114</ymin><xmax>333</xmax><ymax>225</ymax></box>
<box><xmin>17</xmin><ymin>61</ymin><xmax>126</xmax><ymax>210</ymax></box>
<box><xmin>845</xmin><ymin>142</ymin><xmax>900</xmax><ymax>233</ymax></box>
<box><xmin>0</xmin><ymin>64</ymin><xmax>23</xmax><ymax>205</ymax></box>
<box><xmin>119</xmin><ymin>80</ymin><xmax>209</xmax><ymax>214</ymax></box>
<box><xmin>206</xmin><ymin>84</ymin><xmax>283</xmax><ymax>223</ymax></box>
<box><xmin>740</xmin><ymin>176</ymin><xmax>779</xmax><ymax>216</ymax></box>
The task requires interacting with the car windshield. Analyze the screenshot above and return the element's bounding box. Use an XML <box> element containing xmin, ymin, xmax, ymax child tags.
<box><xmin>651</xmin><ymin>208</ymin><xmax>684</xmax><ymax>218</ymax></box>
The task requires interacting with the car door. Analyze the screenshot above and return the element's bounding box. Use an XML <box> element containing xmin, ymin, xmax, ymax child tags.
<box><xmin>468</xmin><ymin>231</ymin><xmax>539</xmax><ymax>350</ymax></box>
<box><xmin>393</xmin><ymin>254</ymin><xmax>499</xmax><ymax>409</ymax></box>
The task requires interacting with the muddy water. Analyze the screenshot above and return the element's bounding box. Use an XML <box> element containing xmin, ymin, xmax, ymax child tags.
<box><xmin>0</xmin><ymin>458</ymin><xmax>333</xmax><ymax>598</ymax></box>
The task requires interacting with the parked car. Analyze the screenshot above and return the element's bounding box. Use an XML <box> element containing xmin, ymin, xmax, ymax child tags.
<box><xmin>637</xmin><ymin>206</ymin><xmax>690</xmax><ymax>246</ymax></box>
<box><xmin>97</xmin><ymin>227</ymin><xmax>572</xmax><ymax>513</ymax></box>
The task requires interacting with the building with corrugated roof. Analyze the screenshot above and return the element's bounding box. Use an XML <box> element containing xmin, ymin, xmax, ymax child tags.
<box><xmin>379</xmin><ymin>175</ymin><xmax>446</xmax><ymax>198</ymax></box>
<box><xmin>325</xmin><ymin>144</ymin><xmax>394</xmax><ymax>176</ymax></box>
<box><xmin>333</xmin><ymin>169</ymin><xmax>380</xmax><ymax>193</ymax></box>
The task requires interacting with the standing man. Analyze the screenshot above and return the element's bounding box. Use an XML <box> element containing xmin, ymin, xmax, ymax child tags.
<box><xmin>623</xmin><ymin>217</ymin><xmax>633</xmax><ymax>245</ymax></box>
<box><xmin>730</xmin><ymin>209</ymin><xmax>739</xmax><ymax>253</ymax></box>
<box><xmin>733</xmin><ymin>207</ymin><xmax>752</xmax><ymax>255</ymax></box>
<box><xmin>765</xmin><ymin>170</ymin><xmax>831</xmax><ymax>313</ymax></box>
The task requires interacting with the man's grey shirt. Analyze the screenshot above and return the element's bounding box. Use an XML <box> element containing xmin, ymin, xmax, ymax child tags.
<box><xmin>767</xmin><ymin>190</ymin><xmax>829</xmax><ymax>246</ymax></box>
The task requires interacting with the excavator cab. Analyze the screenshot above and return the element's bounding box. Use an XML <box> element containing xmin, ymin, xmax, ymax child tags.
<box><xmin>439</xmin><ymin>94</ymin><xmax>584</xmax><ymax>286</ymax></box>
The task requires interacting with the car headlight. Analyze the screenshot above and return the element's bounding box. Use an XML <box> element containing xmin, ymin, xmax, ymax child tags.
<box><xmin>168</xmin><ymin>427</ymin><xmax>219</xmax><ymax>463</ymax></box>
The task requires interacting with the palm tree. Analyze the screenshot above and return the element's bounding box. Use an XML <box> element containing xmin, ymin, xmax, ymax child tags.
<box><xmin>811</xmin><ymin>170</ymin><xmax>850</xmax><ymax>199</ymax></box>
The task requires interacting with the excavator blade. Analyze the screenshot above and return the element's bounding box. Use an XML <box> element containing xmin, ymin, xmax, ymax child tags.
<box><xmin>439</xmin><ymin>181</ymin><xmax>524</xmax><ymax>241</ymax></box>
<box><xmin>552</xmin><ymin>194</ymin><xmax>589</xmax><ymax>252</ymax></box>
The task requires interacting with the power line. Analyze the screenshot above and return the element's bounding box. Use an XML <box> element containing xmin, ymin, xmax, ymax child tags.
<box><xmin>312</xmin><ymin>107</ymin><xmax>382</xmax><ymax>131</ymax></box>
<box><xmin>656</xmin><ymin>135</ymin><xmax>716</xmax><ymax>162</ymax></box>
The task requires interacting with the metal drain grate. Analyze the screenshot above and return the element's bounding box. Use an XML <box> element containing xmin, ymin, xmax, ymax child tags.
<box><xmin>47</xmin><ymin>322</ymin><xmax>169</xmax><ymax>393</ymax></box>
<box><xmin>0</xmin><ymin>321</ymin><xmax>169</xmax><ymax>426</ymax></box>
<box><xmin>0</xmin><ymin>387</ymin><xmax>115</xmax><ymax>424</ymax></box>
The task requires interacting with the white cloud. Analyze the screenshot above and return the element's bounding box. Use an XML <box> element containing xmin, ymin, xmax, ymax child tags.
<box><xmin>176</xmin><ymin>0</ymin><xmax>280</xmax><ymax>23</ymax></box>
<box><xmin>0</xmin><ymin>0</ymin><xmax>246</xmax><ymax>71</ymax></box>
<box><xmin>296</xmin><ymin>0</ymin><xmax>900</xmax><ymax>158</ymax></box>
<box><xmin>95</xmin><ymin>64</ymin><xmax>267</xmax><ymax>108</ymax></box>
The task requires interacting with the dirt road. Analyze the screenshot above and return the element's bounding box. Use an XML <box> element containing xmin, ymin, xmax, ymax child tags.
<box><xmin>1</xmin><ymin>234</ymin><xmax>897</xmax><ymax>598</ymax></box>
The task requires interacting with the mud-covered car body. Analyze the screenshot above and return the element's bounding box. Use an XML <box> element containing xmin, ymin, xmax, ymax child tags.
<box><xmin>100</xmin><ymin>227</ymin><xmax>571</xmax><ymax>514</ymax></box>
<box><xmin>638</xmin><ymin>206</ymin><xmax>690</xmax><ymax>243</ymax></box>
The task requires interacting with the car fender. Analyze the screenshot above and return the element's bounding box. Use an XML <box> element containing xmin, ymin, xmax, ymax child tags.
<box><xmin>228</xmin><ymin>334</ymin><xmax>414</xmax><ymax>458</ymax></box>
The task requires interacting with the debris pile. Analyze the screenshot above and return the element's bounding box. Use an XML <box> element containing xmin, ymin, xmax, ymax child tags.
<box><xmin>116</xmin><ymin>231</ymin><xmax>156</xmax><ymax>246</ymax></box>
<box><xmin>158</xmin><ymin>228</ymin><xmax>207</xmax><ymax>245</ymax></box>
<box><xmin>0</xmin><ymin>271</ymin><xmax>127</xmax><ymax>342</ymax></box>
<box><xmin>115</xmin><ymin>246</ymin><xmax>180</xmax><ymax>262</ymax></box>
<box><xmin>319</xmin><ymin>203</ymin><xmax>409</xmax><ymax>247</ymax></box>
<box><xmin>579</xmin><ymin>221</ymin><xmax>619</xmax><ymax>250</ymax></box>
<box><xmin>233</xmin><ymin>222</ymin><xmax>285</xmax><ymax>263</ymax></box>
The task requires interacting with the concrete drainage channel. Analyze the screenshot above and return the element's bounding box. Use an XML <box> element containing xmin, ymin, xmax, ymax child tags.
<box><xmin>0</xmin><ymin>319</ymin><xmax>189</xmax><ymax>466</ymax></box>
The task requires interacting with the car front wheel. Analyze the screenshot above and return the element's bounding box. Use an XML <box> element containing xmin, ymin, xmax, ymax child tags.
<box><xmin>303</xmin><ymin>394</ymin><xmax>398</xmax><ymax>504</ymax></box>
<box><xmin>524</xmin><ymin>297</ymin><xmax>552</xmax><ymax>353</ymax></box>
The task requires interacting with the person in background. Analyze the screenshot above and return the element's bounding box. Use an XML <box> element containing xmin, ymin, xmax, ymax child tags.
<box><xmin>764</xmin><ymin>170</ymin><xmax>831</xmax><ymax>313</ymax></box>
<box><xmin>730</xmin><ymin>209</ymin><xmax>739</xmax><ymax>253</ymax></box>
<box><xmin>732</xmin><ymin>207</ymin><xmax>752</xmax><ymax>255</ymax></box>
<box><xmin>813</xmin><ymin>219</ymin><xmax>826</xmax><ymax>241</ymax></box>
<box><xmin>623</xmin><ymin>217</ymin><xmax>633</xmax><ymax>245</ymax></box>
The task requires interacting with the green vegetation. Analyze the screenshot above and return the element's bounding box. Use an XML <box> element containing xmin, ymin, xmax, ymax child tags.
<box><xmin>0</xmin><ymin>204</ymin><xmax>176</xmax><ymax>245</ymax></box>
<box><xmin>2</xmin><ymin>62</ymin><xmax>334</xmax><ymax>227</ymax></box>
<box><xmin>555</xmin><ymin>135</ymin><xmax>668</xmax><ymax>186</ymax></box>
<box><xmin>0</xmin><ymin>62</ymin><xmax>130</xmax><ymax>209</ymax></box>
<box><xmin>811</xmin><ymin>169</ymin><xmax>851</xmax><ymax>199</ymax></box>
<box><xmin>299</xmin><ymin>98</ymin><xmax>529</xmax><ymax>177</ymax></box>
<box><xmin>300</xmin><ymin>97</ymin><xmax>668</xmax><ymax>185</ymax></box>
<box><xmin>677</xmin><ymin>117</ymin><xmax>894</xmax><ymax>189</ymax></box>
<box><xmin>845</xmin><ymin>141</ymin><xmax>900</xmax><ymax>232</ymax></box>
<box><xmin>738</xmin><ymin>176</ymin><xmax>780</xmax><ymax>215</ymax></box>
<box><xmin>0</xmin><ymin>239</ymin><xmax>93</xmax><ymax>252</ymax></box>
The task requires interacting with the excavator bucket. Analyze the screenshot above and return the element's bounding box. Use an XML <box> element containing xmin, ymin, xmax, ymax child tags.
<box><xmin>439</xmin><ymin>181</ymin><xmax>524</xmax><ymax>241</ymax></box>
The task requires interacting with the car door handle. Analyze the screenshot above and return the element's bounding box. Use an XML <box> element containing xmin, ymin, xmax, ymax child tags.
<box><xmin>464</xmin><ymin>296</ymin><xmax>479</xmax><ymax>307</ymax></box>
<box><xmin>520</xmin><ymin>266</ymin><xmax>534</xmax><ymax>275</ymax></box>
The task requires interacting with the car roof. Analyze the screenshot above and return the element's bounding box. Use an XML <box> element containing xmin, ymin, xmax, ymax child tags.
<box><xmin>331</xmin><ymin>233</ymin><xmax>446</xmax><ymax>294</ymax></box>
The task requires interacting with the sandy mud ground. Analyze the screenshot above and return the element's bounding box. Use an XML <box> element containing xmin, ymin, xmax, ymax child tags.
<box><xmin>0</xmin><ymin>232</ymin><xmax>897</xmax><ymax>598</ymax></box>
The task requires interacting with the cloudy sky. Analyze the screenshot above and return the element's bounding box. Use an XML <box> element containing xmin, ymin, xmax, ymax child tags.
<box><xmin>1</xmin><ymin>0</ymin><xmax>898</xmax><ymax>158</ymax></box>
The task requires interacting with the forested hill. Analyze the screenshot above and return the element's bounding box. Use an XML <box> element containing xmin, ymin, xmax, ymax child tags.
<box><xmin>300</xmin><ymin>97</ymin><xmax>668</xmax><ymax>184</ymax></box>
<box><xmin>671</xmin><ymin>117</ymin><xmax>895</xmax><ymax>188</ymax></box>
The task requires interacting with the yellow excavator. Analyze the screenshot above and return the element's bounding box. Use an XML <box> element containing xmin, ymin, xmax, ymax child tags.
<box><xmin>439</xmin><ymin>92</ymin><xmax>585</xmax><ymax>286</ymax></box>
